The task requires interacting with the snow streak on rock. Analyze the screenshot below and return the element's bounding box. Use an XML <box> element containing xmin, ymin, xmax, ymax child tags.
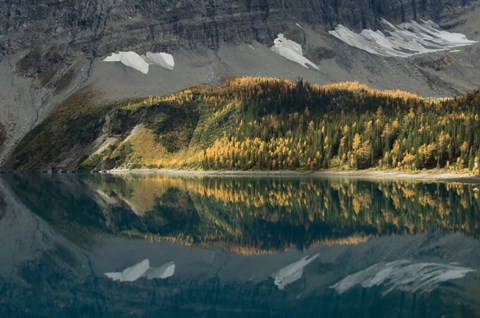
<box><xmin>329</xmin><ymin>19</ymin><xmax>477</xmax><ymax>57</ymax></box>
<box><xmin>271</xmin><ymin>34</ymin><xmax>320</xmax><ymax>70</ymax></box>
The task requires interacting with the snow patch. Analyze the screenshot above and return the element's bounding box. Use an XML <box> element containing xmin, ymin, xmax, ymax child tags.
<box><xmin>103</xmin><ymin>51</ymin><xmax>149</xmax><ymax>74</ymax></box>
<box><xmin>271</xmin><ymin>34</ymin><xmax>319</xmax><ymax>70</ymax></box>
<box><xmin>329</xmin><ymin>19</ymin><xmax>477</xmax><ymax>58</ymax></box>
<box><xmin>331</xmin><ymin>260</ymin><xmax>474</xmax><ymax>295</ymax></box>
<box><xmin>105</xmin><ymin>259</ymin><xmax>176</xmax><ymax>282</ymax></box>
<box><xmin>103</xmin><ymin>54</ymin><xmax>121</xmax><ymax>62</ymax></box>
<box><xmin>271</xmin><ymin>254</ymin><xmax>319</xmax><ymax>290</ymax></box>
<box><xmin>143</xmin><ymin>52</ymin><xmax>175</xmax><ymax>70</ymax></box>
<box><xmin>103</xmin><ymin>51</ymin><xmax>175</xmax><ymax>74</ymax></box>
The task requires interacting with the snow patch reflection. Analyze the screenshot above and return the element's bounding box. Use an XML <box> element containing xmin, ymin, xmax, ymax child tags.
<box><xmin>105</xmin><ymin>259</ymin><xmax>175</xmax><ymax>282</ymax></box>
<box><xmin>145</xmin><ymin>261</ymin><xmax>176</xmax><ymax>280</ymax></box>
<box><xmin>271</xmin><ymin>254</ymin><xmax>319</xmax><ymax>290</ymax></box>
<box><xmin>331</xmin><ymin>260</ymin><xmax>474</xmax><ymax>295</ymax></box>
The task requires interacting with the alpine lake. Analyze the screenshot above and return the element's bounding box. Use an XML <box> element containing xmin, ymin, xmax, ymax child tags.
<box><xmin>0</xmin><ymin>173</ymin><xmax>479</xmax><ymax>317</ymax></box>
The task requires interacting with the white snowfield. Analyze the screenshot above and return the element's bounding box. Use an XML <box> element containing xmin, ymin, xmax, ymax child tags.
<box><xmin>331</xmin><ymin>260</ymin><xmax>474</xmax><ymax>296</ymax></box>
<box><xmin>271</xmin><ymin>34</ymin><xmax>320</xmax><ymax>70</ymax></box>
<box><xmin>271</xmin><ymin>253</ymin><xmax>319</xmax><ymax>290</ymax></box>
<box><xmin>143</xmin><ymin>52</ymin><xmax>175</xmax><ymax>70</ymax></box>
<box><xmin>103</xmin><ymin>51</ymin><xmax>175</xmax><ymax>74</ymax></box>
<box><xmin>105</xmin><ymin>259</ymin><xmax>176</xmax><ymax>282</ymax></box>
<box><xmin>329</xmin><ymin>19</ymin><xmax>477</xmax><ymax>57</ymax></box>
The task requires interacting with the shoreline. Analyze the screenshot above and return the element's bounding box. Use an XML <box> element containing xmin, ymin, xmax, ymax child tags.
<box><xmin>107</xmin><ymin>169</ymin><xmax>480</xmax><ymax>184</ymax></box>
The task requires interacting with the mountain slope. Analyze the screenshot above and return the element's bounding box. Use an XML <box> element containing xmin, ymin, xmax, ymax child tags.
<box><xmin>1</xmin><ymin>0</ymin><xmax>480</xmax><ymax>168</ymax></box>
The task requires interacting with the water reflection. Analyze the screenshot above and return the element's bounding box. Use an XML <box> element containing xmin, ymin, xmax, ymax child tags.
<box><xmin>1</xmin><ymin>174</ymin><xmax>479</xmax><ymax>317</ymax></box>
<box><xmin>272</xmin><ymin>254</ymin><xmax>319</xmax><ymax>290</ymax></box>
<box><xmin>105</xmin><ymin>259</ymin><xmax>175</xmax><ymax>282</ymax></box>
<box><xmin>7</xmin><ymin>174</ymin><xmax>480</xmax><ymax>253</ymax></box>
<box><xmin>331</xmin><ymin>260</ymin><xmax>475</xmax><ymax>295</ymax></box>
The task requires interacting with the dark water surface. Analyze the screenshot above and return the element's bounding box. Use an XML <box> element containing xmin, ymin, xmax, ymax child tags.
<box><xmin>0</xmin><ymin>174</ymin><xmax>479</xmax><ymax>317</ymax></box>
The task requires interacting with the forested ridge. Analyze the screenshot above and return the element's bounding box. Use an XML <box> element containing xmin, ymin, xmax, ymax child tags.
<box><xmin>9</xmin><ymin>77</ymin><xmax>480</xmax><ymax>172</ymax></box>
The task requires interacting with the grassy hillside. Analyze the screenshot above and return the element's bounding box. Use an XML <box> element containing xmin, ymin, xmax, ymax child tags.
<box><xmin>7</xmin><ymin>77</ymin><xmax>480</xmax><ymax>172</ymax></box>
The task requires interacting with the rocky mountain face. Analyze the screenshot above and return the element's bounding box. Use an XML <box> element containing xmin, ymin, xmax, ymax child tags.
<box><xmin>0</xmin><ymin>0</ymin><xmax>479</xmax><ymax>168</ymax></box>
<box><xmin>1</xmin><ymin>0</ymin><xmax>474</xmax><ymax>58</ymax></box>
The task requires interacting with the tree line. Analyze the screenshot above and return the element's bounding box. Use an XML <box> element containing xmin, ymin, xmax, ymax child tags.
<box><xmin>196</xmin><ymin>78</ymin><xmax>480</xmax><ymax>172</ymax></box>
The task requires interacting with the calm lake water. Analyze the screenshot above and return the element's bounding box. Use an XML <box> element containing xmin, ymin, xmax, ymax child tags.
<box><xmin>0</xmin><ymin>174</ymin><xmax>479</xmax><ymax>317</ymax></box>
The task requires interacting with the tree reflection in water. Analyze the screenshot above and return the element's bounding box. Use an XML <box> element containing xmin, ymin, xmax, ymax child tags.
<box><xmin>8</xmin><ymin>174</ymin><xmax>480</xmax><ymax>253</ymax></box>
